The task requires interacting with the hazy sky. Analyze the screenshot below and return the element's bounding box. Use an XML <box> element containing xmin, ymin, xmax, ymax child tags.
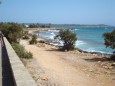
<box><xmin>0</xmin><ymin>0</ymin><xmax>115</xmax><ymax>25</ymax></box>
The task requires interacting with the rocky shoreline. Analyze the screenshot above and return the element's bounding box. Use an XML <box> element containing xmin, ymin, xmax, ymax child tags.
<box><xmin>28</xmin><ymin>28</ymin><xmax>112</xmax><ymax>58</ymax></box>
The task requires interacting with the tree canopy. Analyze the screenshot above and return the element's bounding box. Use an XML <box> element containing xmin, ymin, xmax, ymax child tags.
<box><xmin>55</xmin><ymin>29</ymin><xmax>77</xmax><ymax>51</ymax></box>
<box><xmin>0</xmin><ymin>22</ymin><xmax>23</xmax><ymax>43</ymax></box>
<box><xmin>103</xmin><ymin>29</ymin><xmax>115</xmax><ymax>49</ymax></box>
<box><xmin>29</xmin><ymin>23</ymin><xmax>51</xmax><ymax>28</ymax></box>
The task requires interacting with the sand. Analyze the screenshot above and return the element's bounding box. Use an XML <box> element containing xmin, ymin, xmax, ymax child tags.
<box><xmin>20</xmin><ymin>39</ymin><xmax>115</xmax><ymax>86</ymax></box>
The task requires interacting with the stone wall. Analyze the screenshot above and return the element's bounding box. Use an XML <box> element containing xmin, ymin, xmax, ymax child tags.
<box><xmin>3</xmin><ymin>37</ymin><xmax>37</xmax><ymax>86</ymax></box>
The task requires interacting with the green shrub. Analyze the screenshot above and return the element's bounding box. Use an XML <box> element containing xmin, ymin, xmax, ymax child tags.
<box><xmin>12</xmin><ymin>43</ymin><xmax>33</xmax><ymax>59</ymax></box>
<box><xmin>22</xmin><ymin>35</ymin><xmax>29</xmax><ymax>39</ymax></box>
<box><xmin>103</xmin><ymin>30</ymin><xmax>115</xmax><ymax>49</ymax></box>
<box><xmin>55</xmin><ymin>29</ymin><xmax>77</xmax><ymax>51</ymax></box>
<box><xmin>29</xmin><ymin>40</ymin><xmax>37</xmax><ymax>44</ymax></box>
<box><xmin>103</xmin><ymin>30</ymin><xmax>115</xmax><ymax>61</ymax></box>
<box><xmin>39</xmin><ymin>40</ymin><xmax>45</xmax><ymax>43</ymax></box>
<box><xmin>24</xmin><ymin>52</ymin><xmax>33</xmax><ymax>59</ymax></box>
<box><xmin>22</xmin><ymin>31</ymin><xmax>30</xmax><ymax>39</ymax></box>
<box><xmin>0</xmin><ymin>22</ymin><xmax>23</xmax><ymax>43</ymax></box>
<box><xmin>29</xmin><ymin>34</ymin><xmax>37</xmax><ymax>44</ymax></box>
<box><xmin>29</xmin><ymin>40</ymin><xmax>33</xmax><ymax>44</ymax></box>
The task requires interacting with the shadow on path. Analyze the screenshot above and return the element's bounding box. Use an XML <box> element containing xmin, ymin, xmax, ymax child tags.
<box><xmin>84</xmin><ymin>57</ymin><xmax>110</xmax><ymax>62</ymax></box>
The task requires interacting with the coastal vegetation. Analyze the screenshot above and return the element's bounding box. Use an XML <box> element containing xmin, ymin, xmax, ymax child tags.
<box><xmin>0</xmin><ymin>22</ymin><xmax>23</xmax><ymax>43</ymax></box>
<box><xmin>103</xmin><ymin>30</ymin><xmax>115</xmax><ymax>49</ymax></box>
<box><xmin>12</xmin><ymin>43</ymin><xmax>33</xmax><ymax>59</ymax></box>
<box><xmin>103</xmin><ymin>29</ymin><xmax>115</xmax><ymax>60</ymax></box>
<box><xmin>23</xmin><ymin>23</ymin><xmax>114</xmax><ymax>29</ymax></box>
<box><xmin>28</xmin><ymin>23</ymin><xmax>51</xmax><ymax>28</ymax></box>
<box><xmin>55</xmin><ymin>29</ymin><xmax>77</xmax><ymax>51</ymax></box>
<box><xmin>22</xmin><ymin>35</ymin><xmax>30</xmax><ymax>39</ymax></box>
<box><xmin>29</xmin><ymin>34</ymin><xmax>37</xmax><ymax>44</ymax></box>
<box><xmin>0</xmin><ymin>22</ymin><xmax>33</xmax><ymax>59</ymax></box>
<box><xmin>22</xmin><ymin>31</ymin><xmax>30</xmax><ymax>39</ymax></box>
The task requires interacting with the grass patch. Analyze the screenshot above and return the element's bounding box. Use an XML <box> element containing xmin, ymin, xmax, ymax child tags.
<box><xmin>12</xmin><ymin>42</ymin><xmax>33</xmax><ymax>59</ymax></box>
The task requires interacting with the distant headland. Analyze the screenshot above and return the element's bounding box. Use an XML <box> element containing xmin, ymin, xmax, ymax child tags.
<box><xmin>22</xmin><ymin>23</ymin><xmax>115</xmax><ymax>29</ymax></box>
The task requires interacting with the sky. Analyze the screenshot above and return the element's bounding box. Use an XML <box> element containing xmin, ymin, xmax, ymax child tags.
<box><xmin>0</xmin><ymin>0</ymin><xmax>115</xmax><ymax>25</ymax></box>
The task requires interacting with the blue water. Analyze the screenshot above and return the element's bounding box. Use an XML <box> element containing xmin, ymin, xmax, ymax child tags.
<box><xmin>38</xmin><ymin>28</ymin><xmax>115</xmax><ymax>54</ymax></box>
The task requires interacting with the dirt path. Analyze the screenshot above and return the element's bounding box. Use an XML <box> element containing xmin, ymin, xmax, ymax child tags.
<box><xmin>21</xmin><ymin>40</ymin><xmax>115</xmax><ymax>86</ymax></box>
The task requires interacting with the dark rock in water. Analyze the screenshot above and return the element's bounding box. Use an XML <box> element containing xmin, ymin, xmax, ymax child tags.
<box><xmin>77</xmin><ymin>48</ymin><xmax>82</xmax><ymax>52</ymax></box>
<box><xmin>83</xmin><ymin>51</ymin><xmax>88</xmax><ymax>53</ymax></box>
<box><xmin>110</xmin><ymin>54</ymin><xmax>115</xmax><ymax>61</ymax></box>
<box><xmin>113</xmin><ymin>51</ymin><xmax>115</xmax><ymax>53</ymax></box>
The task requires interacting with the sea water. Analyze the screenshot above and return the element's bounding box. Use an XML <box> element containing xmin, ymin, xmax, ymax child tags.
<box><xmin>38</xmin><ymin>27</ymin><xmax>115</xmax><ymax>54</ymax></box>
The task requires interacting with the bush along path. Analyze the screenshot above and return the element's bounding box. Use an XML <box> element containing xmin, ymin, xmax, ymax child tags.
<box><xmin>12</xmin><ymin>43</ymin><xmax>33</xmax><ymax>59</ymax></box>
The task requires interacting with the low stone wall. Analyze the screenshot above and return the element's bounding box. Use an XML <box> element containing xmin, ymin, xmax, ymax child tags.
<box><xmin>3</xmin><ymin>37</ymin><xmax>37</xmax><ymax>86</ymax></box>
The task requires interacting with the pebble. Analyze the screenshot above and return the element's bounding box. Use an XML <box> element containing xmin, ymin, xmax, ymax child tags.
<box><xmin>112</xmin><ymin>78</ymin><xmax>115</xmax><ymax>80</ymax></box>
<box><xmin>87</xmin><ymin>74</ymin><xmax>90</xmax><ymax>77</ymax></box>
<box><xmin>103</xmin><ymin>66</ymin><xmax>109</xmax><ymax>69</ymax></box>
<box><xmin>41</xmin><ymin>77</ymin><xmax>48</xmax><ymax>81</ymax></box>
<box><xmin>97</xmin><ymin>61</ymin><xmax>101</xmax><ymax>63</ymax></box>
<box><xmin>110</xmin><ymin>72</ymin><xmax>115</xmax><ymax>75</ymax></box>
<box><xmin>89</xmin><ymin>69</ymin><xmax>93</xmax><ymax>72</ymax></box>
<box><xmin>109</xmin><ymin>66</ymin><xmax>113</xmax><ymax>69</ymax></box>
<box><xmin>111</xmin><ymin>63</ymin><xmax>115</xmax><ymax>66</ymax></box>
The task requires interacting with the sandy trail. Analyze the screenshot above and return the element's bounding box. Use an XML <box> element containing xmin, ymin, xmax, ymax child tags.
<box><xmin>21</xmin><ymin>40</ymin><xmax>115</xmax><ymax>86</ymax></box>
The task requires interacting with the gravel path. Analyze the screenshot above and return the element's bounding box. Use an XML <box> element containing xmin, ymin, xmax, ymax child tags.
<box><xmin>20</xmin><ymin>40</ymin><xmax>115</xmax><ymax>86</ymax></box>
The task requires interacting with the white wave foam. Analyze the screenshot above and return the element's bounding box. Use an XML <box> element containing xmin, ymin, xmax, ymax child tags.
<box><xmin>49</xmin><ymin>35</ymin><xmax>55</xmax><ymax>39</ymax></box>
<box><xmin>48</xmin><ymin>30</ymin><xmax>59</xmax><ymax>32</ymax></box>
<box><xmin>85</xmin><ymin>48</ymin><xmax>96</xmax><ymax>52</ymax></box>
<box><xmin>70</xmin><ymin>29</ymin><xmax>79</xmax><ymax>31</ymax></box>
<box><xmin>50</xmin><ymin>41</ymin><xmax>63</xmax><ymax>46</ymax></box>
<box><xmin>76</xmin><ymin>40</ymin><xmax>86</xmax><ymax>46</ymax></box>
<box><xmin>50</xmin><ymin>32</ymin><xmax>55</xmax><ymax>35</ymax></box>
<box><xmin>74</xmin><ymin>29</ymin><xmax>79</xmax><ymax>30</ymax></box>
<box><xmin>97</xmin><ymin>51</ymin><xmax>106</xmax><ymax>54</ymax></box>
<box><xmin>85</xmin><ymin>48</ymin><xmax>106</xmax><ymax>53</ymax></box>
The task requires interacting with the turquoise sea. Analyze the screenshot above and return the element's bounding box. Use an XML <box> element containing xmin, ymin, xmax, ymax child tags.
<box><xmin>38</xmin><ymin>27</ymin><xmax>115</xmax><ymax>54</ymax></box>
